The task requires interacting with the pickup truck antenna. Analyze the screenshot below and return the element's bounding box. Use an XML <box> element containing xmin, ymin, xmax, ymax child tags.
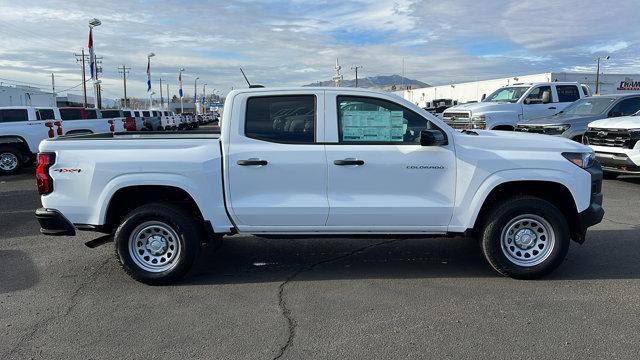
<box><xmin>240</xmin><ymin>68</ymin><xmax>264</xmax><ymax>88</ymax></box>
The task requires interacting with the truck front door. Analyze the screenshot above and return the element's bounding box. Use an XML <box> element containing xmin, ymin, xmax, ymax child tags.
<box><xmin>521</xmin><ymin>85</ymin><xmax>556</xmax><ymax>120</ymax></box>
<box><xmin>226</xmin><ymin>91</ymin><xmax>329</xmax><ymax>230</ymax></box>
<box><xmin>323</xmin><ymin>92</ymin><xmax>456</xmax><ymax>232</ymax></box>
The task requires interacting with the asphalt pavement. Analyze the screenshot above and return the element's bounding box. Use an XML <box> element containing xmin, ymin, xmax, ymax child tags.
<box><xmin>1</xmin><ymin>168</ymin><xmax>639</xmax><ymax>359</ymax></box>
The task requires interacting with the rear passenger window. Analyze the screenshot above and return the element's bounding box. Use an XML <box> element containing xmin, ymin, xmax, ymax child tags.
<box><xmin>59</xmin><ymin>109</ymin><xmax>82</xmax><ymax>120</ymax></box>
<box><xmin>142</xmin><ymin>111</ymin><xmax>150</xmax><ymax>117</ymax></box>
<box><xmin>101</xmin><ymin>110</ymin><xmax>120</xmax><ymax>118</ymax></box>
<box><xmin>36</xmin><ymin>109</ymin><xmax>55</xmax><ymax>120</ymax></box>
<box><xmin>556</xmin><ymin>85</ymin><xmax>580</xmax><ymax>102</ymax></box>
<box><xmin>86</xmin><ymin>110</ymin><xmax>98</xmax><ymax>119</ymax></box>
<box><xmin>0</xmin><ymin>109</ymin><xmax>28</xmax><ymax>123</ymax></box>
<box><xmin>245</xmin><ymin>95</ymin><xmax>315</xmax><ymax>143</ymax></box>
<box><xmin>337</xmin><ymin>96</ymin><xmax>427</xmax><ymax>144</ymax></box>
<box><xmin>609</xmin><ymin>97</ymin><xmax>640</xmax><ymax>117</ymax></box>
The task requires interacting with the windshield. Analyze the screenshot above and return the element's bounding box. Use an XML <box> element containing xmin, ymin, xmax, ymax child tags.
<box><xmin>484</xmin><ymin>87</ymin><xmax>529</xmax><ymax>103</ymax></box>
<box><xmin>558</xmin><ymin>97</ymin><xmax>615</xmax><ymax>116</ymax></box>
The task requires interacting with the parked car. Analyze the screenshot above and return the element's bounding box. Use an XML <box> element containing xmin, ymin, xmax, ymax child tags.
<box><xmin>423</xmin><ymin>98</ymin><xmax>457</xmax><ymax>118</ymax></box>
<box><xmin>35</xmin><ymin>87</ymin><xmax>603</xmax><ymax>283</ymax></box>
<box><xmin>0</xmin><ymin>106</ymin><xmax>54</xmax><ymax>174</ymax></box>
<box><xmin>584</xmin><ymin>111</ymin><xmax>640</xmax><ymax>179</ymax></box>
<box><xmin>58</xmin><ymin>107</ymin><xmax>112</xmax><ymax>135</ymax></box>
<box><xmin>442</xmin><ymin>82</ymin><xmax>589</xmax><ymax>130</ymax></box>
<box><xmin>139</xmin><ymin>110</ymin><xmax>162</xmax><ymax>131</ymax></box>
<box><xmin>516</xmin><ymin>94</ymin><xmax>640</xmax><ymax>142</ymax></box>
<box><xmin>120</xmin><ymin>110</ymin><xmax>144</xmax><ymax>131</ymax></box>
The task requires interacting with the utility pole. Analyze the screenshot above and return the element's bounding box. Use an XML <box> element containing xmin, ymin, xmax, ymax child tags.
<box><xmin>158</xmin><ymin>78</ymin><xmax>164</xmax><ymax>108</ymax></box>
<box><xmin>594</xmin><ymin>55</ymin><xmax>610</xmax><ymax>95</ymax></box>
<box><xmin>74</xmin><ymin>49</ymin><xmax>89</xmax><ymax>107</ymax></box>
<box><xmin>51</xmin><ymin>73</ymin><xmax>55</xmax><ymax>94</ymax></box>
<box><xmin>351</xmin><ymin>66</ymin><xmax>362</xmax><ymax>87</ymax></box>
<box><xmin>166</xmin><ymin>83</ymin><xmax>169</xmax><ymax>109</ymax></box>
<box><xmin>117</xmin><ymin>65</ymin><xmax>130</xmax><ymax>108</ymax></box>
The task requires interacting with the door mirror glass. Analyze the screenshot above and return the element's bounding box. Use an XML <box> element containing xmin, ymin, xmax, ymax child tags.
<box><xmin>541</xmin><ymin>90</ymin><xmax>551</xmax><ymax>104</ymax></box>
<box><xmin>420</xmin><ymin>129</ymin><xmax>447</xmax><ymax>146</ymax></box>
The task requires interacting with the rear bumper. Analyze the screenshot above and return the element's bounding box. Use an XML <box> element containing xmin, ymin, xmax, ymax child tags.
<box><xmin>35</xmin><ymin>208</ymin><xmax>76</xmax><ymax>236</ymax></box>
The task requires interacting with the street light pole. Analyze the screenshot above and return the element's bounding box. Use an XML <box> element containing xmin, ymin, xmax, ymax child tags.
<box><xmin>194</xmin><ymin>77</ymin><xmax>199</xmax><ymax>113</ymax></box>
<box><xmin>594</xmin><ymin>55</ymin><xmax>610</xmax><ymax>95</ymax></box>
<box><xmin>179</xmin><ymin>68</ymin><xmax>185</xmax><ymax>113</ymax></box>
<box><xmin>147</xmin><ymin>53</ymin><xmax>155</xmax><ymax>108</ymax></box>
<box><xmin>202</xmin><ymin>83</ymin><xmax>207</xmax><ymax>114</ymax></box>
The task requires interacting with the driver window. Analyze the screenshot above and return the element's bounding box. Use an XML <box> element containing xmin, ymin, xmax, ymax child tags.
<box><xmin>337</xmin><ymin>96</ymin><xmax>429</xmax><ymax>144</ymax></box>
<box><xmin>525</xmin><ymin>86</ymin><xmax>551</xmax><ymax>104</ymax></box>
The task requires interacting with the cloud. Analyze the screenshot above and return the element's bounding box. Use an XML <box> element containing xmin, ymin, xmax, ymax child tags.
<box><xmin>589</xmin><ymin>41</ymin><xmax>630</xmax><ymax>54</ymax></box>
<box><xmin>0</xmin><ymin>0</ymin><xmax>638</xmax><ymax>99</ymax></box>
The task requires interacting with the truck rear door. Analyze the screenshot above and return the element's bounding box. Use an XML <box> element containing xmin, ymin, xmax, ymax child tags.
<box><xmin>323</xmin><ymin>91</ymin><xmax>456</xmax><ymax>231</ymax></box>
<box><xmin>226</xmin><ymin>90</ymin><xmax>328</xmax><ymax>229</ymax></box>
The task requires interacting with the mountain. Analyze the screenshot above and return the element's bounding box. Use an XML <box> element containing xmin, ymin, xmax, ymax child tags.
<box><xmin>304</xmin><ymin>75</ymin><xmax>429</xmax><ymax>91</ymax></box>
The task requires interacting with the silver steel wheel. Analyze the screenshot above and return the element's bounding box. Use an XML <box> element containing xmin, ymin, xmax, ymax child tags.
<box><xmin>128</xmin><ymin>221</ymin><xmax>181</xmax><ymax>273</ymax></box>
<box><xmin>500</xmin><ymin>214</ymin><xmax>556</xmax><ymax>267</ymax></box>
<box><xmin>0</xmin><ymin>152</ymin><xmax>19</xmax><ymax>172</ymax></box>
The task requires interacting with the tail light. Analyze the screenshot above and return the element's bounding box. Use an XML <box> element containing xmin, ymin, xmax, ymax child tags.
<box><xmin>45</xmin><ymin>122</ymin><xmax>54</xmax><ymax>138</ymax></box>
<box><xmin>108</xmin><ymin>119</ymin><xmax>115</xmax><ymax>132</ymax></box>
<box><xmin>53</xmin><ymin>121</ymin><xmax>63</xmax><ymax>136</ymax></box>
<box><xmin>36</xmin><ymin>153</ymin><xmax>56</xmax><ymax>195</ymax></box>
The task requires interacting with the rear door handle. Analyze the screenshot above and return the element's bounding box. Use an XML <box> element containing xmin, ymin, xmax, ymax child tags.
<box><xmin>334</xmin><ymin>159</ymin><xmax>365</xmax><ymax>166</ymax></box>
<box><xmin>548</xmin><ymin>106</ymin><xmax>557</xmax><ymax>110</ymax></box>
<box><xmin>237</xmin><ymin>159</ymin><xmax>268</xmax><ymax>166</ymax></box>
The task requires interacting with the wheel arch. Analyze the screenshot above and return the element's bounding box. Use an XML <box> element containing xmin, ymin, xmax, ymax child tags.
<box><xmin>472</xmin><ymin>180</ymin><xmax>582</xmax><ymax>242</ymax></box>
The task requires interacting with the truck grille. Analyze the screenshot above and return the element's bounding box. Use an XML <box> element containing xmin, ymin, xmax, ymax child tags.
<box><xmin>442</xmin><ymin>112</ymin><xmax>470</xmax><ymax>121</ymax></box>
<box><xmin>515</xmin><ymin>125</ymin><xmax>545</xmax><ymax>134</ymax></box>
<box><xmin>584</xmin><ymin>128</ymin><xmax>638</xmax><ymax>149</ymax></box>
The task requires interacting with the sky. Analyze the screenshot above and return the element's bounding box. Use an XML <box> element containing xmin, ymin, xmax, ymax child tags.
<box><xmin>0</xmin><ymin>0</ymin><xmax>639</xmax><ymax>100</ymax></box>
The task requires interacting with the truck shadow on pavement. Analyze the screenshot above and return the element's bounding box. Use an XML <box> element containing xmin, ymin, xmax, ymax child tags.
<box><xmin>183</xmin><ymin>228</ymin><xmax>639</xmax><ymax>285</ymax></box>
<box><xmin>0</xmin><ymin>250</ymin><xmax>39</xmax><ymax>293</ymax></box>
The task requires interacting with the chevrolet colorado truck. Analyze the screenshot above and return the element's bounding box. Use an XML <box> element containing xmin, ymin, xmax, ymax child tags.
<box><xmin>584</xmin><ymin>111</ymin><xmax>640</xmax><ymax>178</ymax></box>
<box><xmin>35</xmin><ymin>87</ymin><xmax>604</xmax><ymax>284</ymax></box>
<box><xmin>443</xmin><ymin>82</ymin><xmax>588</xmax><ymax>130</ymax></box>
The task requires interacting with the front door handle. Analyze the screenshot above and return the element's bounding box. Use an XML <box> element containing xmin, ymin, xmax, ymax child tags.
<box><xmin>237</xmin><ymin>159</ymin><xmax>268</xmax><ymax>166</ymax></box>
<box><xmin>548</xmin><ymin>106</ymin><xmax>557</xmax><ymax>110</ymax></box>
<box><xmin>334</xmin><ymin>159</ymin><xmax>365</xmax><ymax>166</ymax></box>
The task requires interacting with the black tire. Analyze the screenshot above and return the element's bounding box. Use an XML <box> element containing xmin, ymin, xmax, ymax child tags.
<box><xmin>0</xmin><ymin>146</ymin><xmax>23</xmax><ymax>175</ymax></box>
<box><xmin>114</xmin><ymin>203</ymin><xmax>202</xmax><ymax>285</ymax></box>
<box><xmin>603</xmin><ymin>171</ymin><xmax>619</xmax><ymax>180</ymax></box>
<box><xmin>479</xmin><ymin>196</ymin><xmax>570</xmax><ymax>279</ymax></box>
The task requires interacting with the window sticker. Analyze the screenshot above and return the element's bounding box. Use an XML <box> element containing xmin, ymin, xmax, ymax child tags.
<box><xmin>341</xmin><ymin>110</ymin><xmax>406</xmax><ymax>142</ymax></box>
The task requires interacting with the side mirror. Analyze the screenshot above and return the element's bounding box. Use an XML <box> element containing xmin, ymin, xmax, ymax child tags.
<box><xmin>481</xmin><ymin>93</ymin><xmax>487</xmax><ymax>101</ymax></box>
<box><xmin>541</xmin><ymin>90</ymin><xmax>551</xmax><ymax>104</ymax></box>
<box><xmin>420</xmin><ymin>129</ymin><xmax>447</xmax><ymax>146</ymax></box>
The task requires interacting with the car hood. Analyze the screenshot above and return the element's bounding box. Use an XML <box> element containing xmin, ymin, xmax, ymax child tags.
<box><xmin>588</xmin><ymin>115</ymin><xmax>640</xmax><ymax>129</ymax></box>
<box><xmin>453</xmin><ymin>129</ymin><xmax>589</xmax><ymax>153</ymax></box>
<box><xmin>445</xmin><ymin>102</ymin><xmax>522</xmax><ymax>114</ymax></box>
<box><xmin>518</xmin><ymin>114</ymin><xmax>602</xmax><ymax>126</ymax></box>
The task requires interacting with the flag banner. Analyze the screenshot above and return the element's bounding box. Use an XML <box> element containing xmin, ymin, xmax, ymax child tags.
<box><xmin>146</xmin><ymin>58</ymin><xmax>151</xmax><ymax>92</ymax></box>
<box><xmin>88</xmin><ymin>28</ymin><xmax>94</xmax><ymax>79</ymax></box>
<box><xmin>178</xmin><ymin>72</ymin><xmax>183</xmax><ymax>98</ymax></box>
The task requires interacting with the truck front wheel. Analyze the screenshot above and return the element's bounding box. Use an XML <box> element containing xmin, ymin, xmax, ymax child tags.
<box><xmin>114</xmin><ymin>203</ymin><xmax>201</xmax><ymax>285</ymax></box>
<box><xmin>479</xmin><ymin>196</ymin><xmax>570</xmax><ymax>279</ymax></box>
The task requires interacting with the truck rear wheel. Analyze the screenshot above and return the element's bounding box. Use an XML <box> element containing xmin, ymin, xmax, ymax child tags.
<box><xmin>114</xmin><ymin>203</ymin><xmax>201</xmax><ymax>285</ymax></box>
<box><xmin>0</xmin><ymin>146</ymin><xmax>22</xmax><ymax>175</ymax></box>
<box><xmin>479</xmin><ymin>196</ymin><xmax>570</xmax><ymax>279</ymax></box>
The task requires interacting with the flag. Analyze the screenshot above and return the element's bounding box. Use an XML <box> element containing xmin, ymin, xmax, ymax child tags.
<box><xmin>146</xmin><ymin>57</ymin><xmax>151</xmax><ymax>92</ymax></box>
<box><xmin>88</xmin><ymin>28</ymin><xmax>94</xmax><ymax>79</ymax></box>
<box><xmin>178</xmin><ymin>72</ymin><xmax>183</xmax><ymax>98</ymax></box>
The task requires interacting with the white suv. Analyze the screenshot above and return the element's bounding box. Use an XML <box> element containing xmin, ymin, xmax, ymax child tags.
<box><xmin>584</xmin><ymin>111</ymin><xmax>640</xmax><ymax>178</ymax></box>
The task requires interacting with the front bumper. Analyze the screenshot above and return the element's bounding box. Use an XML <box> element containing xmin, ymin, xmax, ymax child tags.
<box><xmin>35</xmin><ymin>208</ymin><xmax>76</xmax><ymax>236</ymax></box>
<box><xmin>572</xmin><ymin>164</ymin><xmax>604</xmax><ymax>244</ymax></box>
<box><xmin>594</xmin><ymin>152</ymin><xmax>640</xmax><ymax>174</ymax></box>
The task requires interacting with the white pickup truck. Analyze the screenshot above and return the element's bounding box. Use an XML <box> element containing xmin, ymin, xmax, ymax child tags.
<box><xmin>442</xmin><ymin>82</ymin><xmax>589</xmax><ymax>130</ymax></box>
<box><xmin>584</xmin><ymin>111</ymin><xmax>640</xmax><ymax>178</ymax></box>
<box><xmin>35</xmin><ymin>87</ymin><xmax>604</xmax><ymax>284</ymax></box>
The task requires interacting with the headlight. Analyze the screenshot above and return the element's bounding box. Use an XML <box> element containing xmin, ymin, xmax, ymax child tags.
<box><xmin>544</xmin><ymin>124</ymin><xmax>570</xmax><ymax>135</ymax></box>
<box><xmin>628</xmin><ymin>128</ymin><xmax>640</xmax><ymax>135</ymax></box>
<box><xmin>471</xmin><ymin>114</ymin><xmax>485</xmax><ymax>122</ymax></box>
<box><xmin>562</xmin><ymin>152</ymin><xmax>596</xmax><ymax>168</ymax></box>
<box><xmin>471</xmin><ymin>114</ymin><xmax>486</xmax><ymax>129</ymax></box>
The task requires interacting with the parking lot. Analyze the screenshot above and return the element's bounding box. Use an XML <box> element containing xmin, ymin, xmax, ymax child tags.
<box><xmin>0</xmin><ymin>168</ymin><xmax>638</xmax><ymax>359</ymax></box>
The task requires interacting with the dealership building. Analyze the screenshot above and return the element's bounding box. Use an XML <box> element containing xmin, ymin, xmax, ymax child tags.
<box><xmin>398</xmin><ymin>72</ymin><xmax>640</xmax><ymax>108</ymax></box>
<box><xmin>0</xmin><ymin>84</ymin><xmax>57</xmax><ymax>107</ymax></box>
